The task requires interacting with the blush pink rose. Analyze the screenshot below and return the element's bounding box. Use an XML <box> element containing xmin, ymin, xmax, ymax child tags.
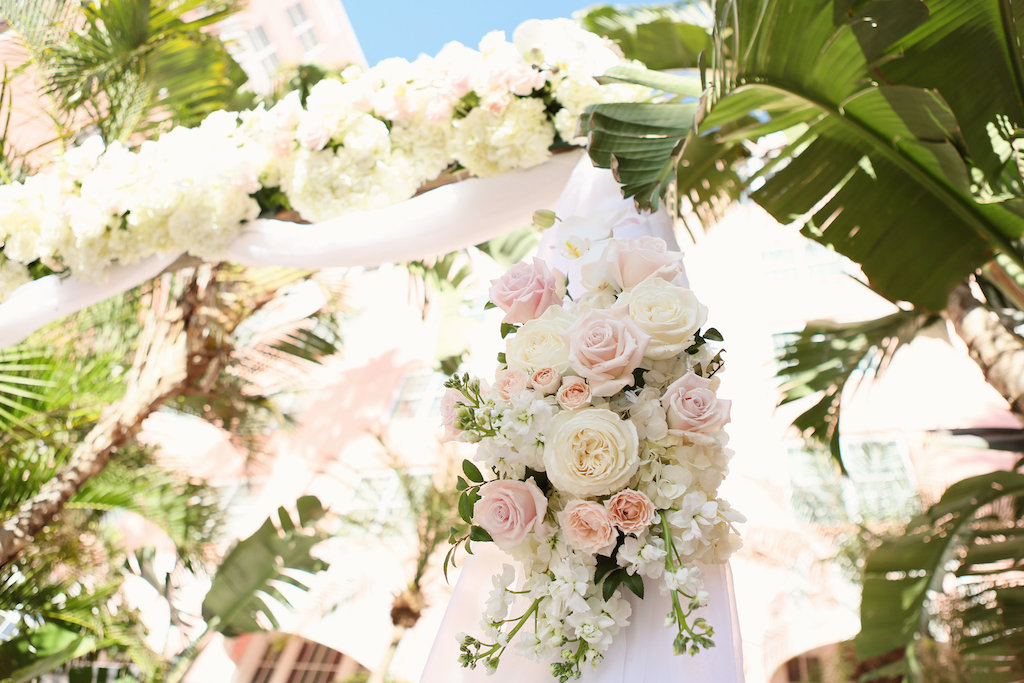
<box><xmin>556</xmin><ymin>376</ymin><xmax>591</xmax><ymax>410</ymax></box>
<box><xmin>440</xmin><ymin>388</ymin><xmax>467</xmax><ymax>440</ymax></box>
<box><xmin>489</xmin><ymin>259</ymin><xmax>563</xmax><ymax>324</ymax></box>
<box><xmin>566</xmin><ymin>307</ymin><xmax>650</xmax><ymax>397</ymax></box>
<box><xmin>605</xmin><ymin>490</ymin><xmax>656</xmax><ymax>535</ymax></box>
<box><xmin>661</xmin><ymin>372</ymin><xmax>731</xmax><ymax>435</ymax></box>
<box><xmin>559</xmin><ymin>500</ymin><xmax>617</xmax><ymax>556</ymax></box>
<box><xmin>608</xmin><ymin>236</ymin><xmax>686</xmax><ymax>291</ymax></box>
<box><xmin>494</xmin><ymin>367</ymin><xmax>530</xmax><ymax>402</ymax></box>
<box><xmin>530</xmin><ymin>367</ymin><xmax>561</xmax><ymax>395</ymax></box>
<box><xmin>474</xmin><ymin>478</ymin><xmax>548</xmax><ymax>549</ymax></box>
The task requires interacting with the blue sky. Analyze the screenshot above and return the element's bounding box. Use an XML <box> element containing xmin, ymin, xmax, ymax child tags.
<box><xmin>344</xmin><ymin>1</ymin><xmax>596</xmax><ymax>65</ymax></box>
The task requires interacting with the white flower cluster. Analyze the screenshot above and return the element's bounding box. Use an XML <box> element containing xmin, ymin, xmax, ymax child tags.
<box><xmin>0</xmin><ymin>19</ymin><xmax>647</xmax><ymax>294</ymax></box>
<box><xmin>445</xmin><ymin>212</ymin><xmax>743</xmax><ymax>679</ymax></box>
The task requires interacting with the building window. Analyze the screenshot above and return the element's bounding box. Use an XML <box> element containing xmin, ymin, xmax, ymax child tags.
<box><xmin>335</xmin><ymin>468</ymin><xmax>434</xmax><ymax>536</ymax></box>
<box><xmin>248</xmin><ymin>25</ymin><xmax>280</xmax><ymax>79</ymax></box>
<box><xmin>250</xmin><ymin>636</ymin><xmax>363</xmax><ymax>683</ymax></box>
<box><xmin>787</xmin><ymin>435</ymin><xmax>919</xmax><ymax>525</ymax></box>
<box><xmin>387</xmin><ymin>372</ymin><xmax>446</xmax><ymax>421</ymax></box>
<box><xmin>286</xmin><ymin>2</ymin><xmax>318</xmax><ymax>53</ymax></box>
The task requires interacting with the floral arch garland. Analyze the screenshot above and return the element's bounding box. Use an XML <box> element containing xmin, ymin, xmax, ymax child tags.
<box><xmin>0</xmin><ymin>19</ymin><xmax>649</xmax><ymax>346</ymax></box>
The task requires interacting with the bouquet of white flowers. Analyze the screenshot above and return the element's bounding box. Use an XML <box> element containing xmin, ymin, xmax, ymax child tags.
<box><xmin>442</xmin><ymin>212</ymin><xmax>743</xmax><ymax>680</ymax></box>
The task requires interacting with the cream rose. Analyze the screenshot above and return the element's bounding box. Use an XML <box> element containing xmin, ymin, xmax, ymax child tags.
<box><xmin>474</xmin><ymin>478</ymin><xmax>549</xmax><ymax>550</ymax></box>
<box><xmin>506</xmin><ymin>306</ymin><xmax>573</xmax><ymax>373</ymax></box>
<box><xmin>542</xmin><ymin>408</ymin><xmax>639</xmax><ymax>497</ymax></box>
<box><xmin>556</xmin><ymin>376</ymin><xmax>592</xmax><ymax>410</ymax></box>
<box><xmin>620</xmin><ymin>278</ymin><xmax>707</xmax><ymax>360</ymax></box>
<box><xmin>530</xmin><ymin>367</ymin><xmax>561</xmax><ymax>395</ymax></box>
<box><xmin>661</xmin><ymin>372</ymin><xmax>731</xmax><ymax>434</ymax></box>
<box><xmin>559</xmin><ymin>499</ymin><xmax>617</xmax><ymax>555</ymax></box>
<box><xmin>605</xmin><ymin>490</ymin><xmax>656</xmax><ymax>535</ymax></box>
<box><xmin>566</xmin><ymin>306</ymin><xmax>649</xmax><ymax>397</ymax></box>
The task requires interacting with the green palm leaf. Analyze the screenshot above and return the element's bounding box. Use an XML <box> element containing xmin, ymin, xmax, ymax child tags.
<box><xmin>775</xmin><ymin>308</ymin><xmax>937</xmax><ymax>469</ymax></box>
<box><xmin>702</xmin><ymin>0</ymin><xmax>1024</xmax><ymax>312</ymax></box>
<box><xmin>200</xmin><ymin>495</ymin><xmax>329</xmax><ymax>637</ymax></box>
<box><xmin>579</xmin><ymin>3</ymin><xmax>713</xmax><ymax>71</ymax></box>
<box><xmin>856</xmin><ymin>470</ymin><xmax>1024</xmax><ymax>674</ymax></box>
<box><xmin>2</xmin><ymin>0</ymin><xmax>247</xmax><ymax>141</ymax></box>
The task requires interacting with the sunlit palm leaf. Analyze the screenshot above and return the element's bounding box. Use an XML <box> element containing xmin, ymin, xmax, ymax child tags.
<box><xmin>775</xmin><ymin>309</ymin><xmax>937</xmax><ymax>469</ymax></box>
<box><xmin>578</xmin><ymin>2</ymin><xmax>713</xmax><ymax>70</ymax></box>
<box><xmin>6</xmin><ymin>0</ymin><xmax>247</xmax><ymax>141</ymax></box>
<box><xmin>69</xmin><ymin>463</ymin><xmax>222</xmax><ymax>562</ymax></box>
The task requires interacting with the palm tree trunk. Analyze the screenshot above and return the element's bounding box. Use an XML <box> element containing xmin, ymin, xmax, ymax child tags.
<box><xmin>368</xmin><ymin>624</ymin><xmax>406</xmax><ymax>683</ymax></box>
<box><xmin>0</xmin><ymin>270</ymin><xmax>211</xmax><ymax>568</ymax></box>
<box><xmin>946</xmin><ymin>282</ymin><xmax>1024</xmax><ymax>423</ymax></box>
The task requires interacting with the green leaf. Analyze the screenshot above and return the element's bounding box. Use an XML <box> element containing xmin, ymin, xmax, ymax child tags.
<box><xmin>775</xmin><ymin>309</ymin><xmax>935</xmax><ymax>469</ymax></box>
<box><xmin>855</xmin><ymin>471</ymin><xmax>1024</xmax><ymax>660</ymax></box>
<box><xmin>583</xmin><ymin>102</ymin><xmax>700</xmax><ymax>211</ymax></box>
<box><xmin>201</xmin><ymin>495</ymin><xmax>329</xmax><ymax>637</ymax></box>
<box><xmin>703</xmin><ymin>327</ymin><xmax>723</xmax><ymax>342</ymax></box>
<box><xmin>597</xmin><ymin>65</ymin><xmax>702</xmax><ymax>98</ymax></box>
<box><xmin>456</xmin><ymin>476</ymin><xmax>468</xmax><ymax>491</ymax></box>
<box><xmin>601</xmin><ymin>569</ymin><xmax>625</xmax><ymax>601</ymax></box>
<box><xmin>623</xmin><ymin>572</ymin><xmax>645</xmax><ymax>599</ymax></box>
<box><xmin>469</xmin><ymin>526</ymin><xmax>492</xmax><ymax>542</ymax></box>
<box><xmin>462</xmin><ymin>459</ymin><xmax>484</xmax><ymax>484</ymax></box>
<box><xmin>579</xmin><ymin>4</ymin><xmax>713</xmax><ymax>70</ymax></box>
<box><xmin>500</xmin><ymin>323</ymin><xmax>517</xmax><ymax>339</ymax></box>
<box><xmin>458</xmin><ymin>491</ymin><xmax>475</xmax><ymax>525</ymax></box>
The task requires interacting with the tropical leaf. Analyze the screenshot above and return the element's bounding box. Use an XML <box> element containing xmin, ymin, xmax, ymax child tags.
<box><xmin>775</xmin><ymin>308</ymin><xmax>937</xmax><ymax>468</ymax></box>
<box><xmin>578</xmin><ymin>3</ymin><xmax>713</xmax><ymax>70</ymax></box>
<box><xmin>200</xmin><ymin>495</ymin><xmax>330</xmax><ymax>637</ymax></box>
<box><xmin>70</xmin><ymin>463</ymin><xmax>222</xmax><ymax>563</ymax></box>
<box><xmin>855</xmin><ymin>470</ymin><xmax>1024</xmax><ymax>675</ymax></box>
<box><xmin>583</xmin><ymin>100</ymin><xmax>701</xmax><ymax>211</ymax></box>
<box><xmin>3</xmin><ymin>0</ymin><xmax>247</xmax><ymax>141</ymax></box>
<box><xmin>703</xmin><ymin>0</ymin><xmax>1024</xmax><ymax>312</ymax></box>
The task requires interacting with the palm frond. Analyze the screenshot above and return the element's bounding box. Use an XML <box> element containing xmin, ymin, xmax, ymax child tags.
<box><xmin>199</xmin><ymin>496</ymin><xmax>329</xmax><ymax>637</ymax></box>
<box><xmin>775</xmin><ymin>308</ymin><xmax>937</xmax><ymax>469</ymax></box>
<box><xmin>70</xmin><ymin>463</ymin><xmax>223</xmax><ymax>564</ymax></box>
<box><xmin>577</xmin><ymin>2</ymin><xmax>713</xmax><ymax>70</ymax></box>
<box><xmin>856</xmin><ymin>470</ymin><xmax>1024</xmax><ymax>675</ymax></box>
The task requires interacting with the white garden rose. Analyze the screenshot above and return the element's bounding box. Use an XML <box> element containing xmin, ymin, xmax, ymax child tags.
<box><xmin>506</xmin><ymin>306</ymin><xmax>573</xmax><ymax>373</ymax></box>
<box><xmin>542</xmin><ymin>407</ymin><xmax>640</xmax><ymax>497</ymax></box>
<box><xmin>620</xmin><ymin>278</ymin><xmax>707</xmax><ymax>359</ymax></box>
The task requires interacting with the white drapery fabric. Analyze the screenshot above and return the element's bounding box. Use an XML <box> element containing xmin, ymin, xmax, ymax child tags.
<box><xmin>0</xmin><ymin>150</ymin><xmax>583</xmax><ymax>348</ymax></box>
<box><xmin>419</xmin><ymin>158</ymin><xmax>745</xmax><ymax>682</ymax></box>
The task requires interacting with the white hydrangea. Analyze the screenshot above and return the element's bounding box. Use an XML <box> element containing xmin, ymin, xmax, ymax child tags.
<box><xmin>0</xmin><ymin>258</ymin><xmax>30</xmax><ymax>301</ymax></box>
<box><xmin>451</xmin><ymin>97</ymin><xmax>554</xmax><ymax>177</ymax></box>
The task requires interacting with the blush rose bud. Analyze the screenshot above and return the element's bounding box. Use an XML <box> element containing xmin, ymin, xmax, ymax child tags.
<box><xmin>530</xmin><ymin>367</ymin><xmax>561</xmax><ymax>395</ymax></box>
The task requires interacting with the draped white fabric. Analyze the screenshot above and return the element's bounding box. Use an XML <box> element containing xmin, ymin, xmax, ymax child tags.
<box><xmin>419</xmin><ymin>158</ymin><xmax>745</xmax><ymax>682</ymax></box>
<box><xmin>0</xmin><ymin>150</ymin><xmax>583</xmax><ymax>348</ymax></box>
